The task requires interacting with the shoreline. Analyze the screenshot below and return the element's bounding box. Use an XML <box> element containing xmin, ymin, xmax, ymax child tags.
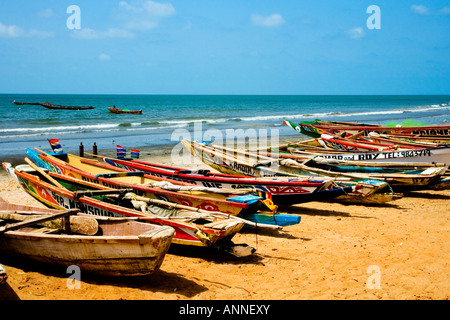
<box><xmin>0</xmin><ymin>134</ymin><xmax>304</xmax><ymax>180</ymax></box>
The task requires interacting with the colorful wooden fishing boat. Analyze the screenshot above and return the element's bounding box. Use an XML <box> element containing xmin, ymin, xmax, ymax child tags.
<box><xmin>279</xmin><ymin>156</ymin><xmax>449</xmax><ymax>191</ymax></box>
<box><xmin>252</xmin><ymin>144</ymin><xmax>450</xmax><ymax>190</ymax></box>
<box><xmin>362</xmin><ymin>132</ymin><xmax>450</xmax><ymax>148</ymax></box>
<box><xmin>316</xmin><ymin>133</ymin><xmax>426</xmax><ymax>152</ymax></box>
<box><xmin>300</xmin><ymin>157</ymin><xmax>450</xmax><ymax>190</ymax></box>
<box><xmin>271</xmin><ymin>129</ymin><xmax>450</xmax><ymax>164</ymax></box>
<box><xmin>97</xmin><ymin>155</ymin><xmax>355</xmax><ymax>206</ymax></box>
<box><xmin>183</xmin><ymin>139</ymin><xmax>450</xmax><ymax>192</ymax></box>
<box><xmin>287</xmin><ymin>142</ymin><xmax>450</xmax><ymax>164</ymax></box>
<box><xmin>0</xmin><ymin>196</ymin><xmax>174</xmax><ymax>277</ymax></box>
<box><xmin>24</xmin><ymin>149</ymin><xmax>302</xmax><ymax>226</ymax></box>
<box><xmin>2</xmin><ymin>163</ymin><xmax>260</xmax><ymax>255</ymax></box>
<box><xmin>181</xmin><ymin>139</ymin><xmax>405</xmax><ymax>203</ymax></box>
<box><xmin>283</xmin><ymin>119</ymin><xmax>450</xmax><ymax>138</ymax></box>
<box><xmin>282</xmin><ymin>120</ymin><xmax>450</xmax><ymax>149</ymax></box>
<box><xmin>371</xmin><ymin>133</ymin><xmax>450</xmax><ymax>145</ymax></box>
<box><xmin>108</xmin><ymin>106</ymin><xmax>142</xmax><ymax>114</ymax></box>
<box><xmin>24</xmin><ymin>148</ymin><xmax>273</xmax><ymax>219</ymax></box>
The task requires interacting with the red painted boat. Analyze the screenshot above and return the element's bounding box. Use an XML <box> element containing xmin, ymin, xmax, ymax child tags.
<box><xmin>24</xmin><ymin>148</ymin><xmax>264</xmax><ymax>218</ymax></box>
<box><xmin>290</xmin><ymin>120</ymin><xmax>450</xmax><ymax>138</ymax></box>
<box><xmin>25</xmin><ymin>148</ymin><xmax>309</xmax><ymax>227</ymax></box>
<box><xmin>316</xmin><ymin>134</ymin><xmax>424</xmax><ymax>152</ymax></box>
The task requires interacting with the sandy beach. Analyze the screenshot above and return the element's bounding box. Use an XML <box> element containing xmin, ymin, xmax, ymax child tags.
<box><xmin>0</xmin><ymin>143</ymin><xmax>449</xmax><ymax>301</ymax></box>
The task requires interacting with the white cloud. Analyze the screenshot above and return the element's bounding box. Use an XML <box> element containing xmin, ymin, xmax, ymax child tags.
<box><xmin>411</xmin><ymin>5</ymin><xmax>430</xmax><ymax>15</ymax></box>
<box><xmin>411</xmin><ymin>5</ymin><xmax>450</xmax><ymax>15</ymax></box>
<box><xmin>99</xmin><ymin>53</ymin><xmax>111</xmax><ymax>61</ymax></box>
<box><xmin>0</xmin><ymin>21</ymin><xmax>54</xmax><ymax>38</ymax></box>
<box><xmin>119</xmin><ymin>1</ymin><xmax>175</xmax><ymax>16</ymax></box>
<box><xmin>251</xmin><ymin>14</ymin><xmax>285</xmax><ymax>27</ymax></box>
<box><xmin>72</xmin><ymin>28</ymin><xmax>135</xmax><ymax>39</ymax></box>
<box><xmin>117</xmin><ymin>1</ymin><xmax>175</xmax><ymax>30</ymax></box>
<box><xmin>37</xmin><ymin>9</ymin><xmax>55</xmax><ymax>18</ymax></box>
<box><xmin>143</xmin><ymin>1</ymin><xmax>175</xmax><ymax>16</ymax></box>
<box><xmin>0</xmin><ymin>22</ymin><xmax>23</xmax><ymax>37</ymax></box>
<box><xmin>71</xmin><ymin>1</ymin><xmax>175</xmax><ymax>38</ymax></box>
<box><xmin>346</xmin><ymin>27</ymin><xmax>365</xmax><ymax>39</ymax></box>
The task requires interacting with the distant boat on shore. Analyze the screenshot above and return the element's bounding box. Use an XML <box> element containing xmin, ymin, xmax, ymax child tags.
<box><xmin>12</xmin><ymin>100</ymin><xmax>95</xmax><ymax>110</ymax></box>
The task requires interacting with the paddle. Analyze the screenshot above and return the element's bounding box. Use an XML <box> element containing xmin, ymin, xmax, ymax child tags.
<box><xmin>24</xmin><ymin>157</ymin><xmax>66</xmax><ymax>189</ymax></box>
<box><xmin>73</xmin><ymin>188</ymin><xmax>134</xmax><ymax>198</ymax></box>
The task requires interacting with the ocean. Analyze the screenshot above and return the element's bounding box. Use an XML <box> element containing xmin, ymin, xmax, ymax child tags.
<box><xmin>0</xmin><ymin>94</ymin><xmax>449</xmax><ymax>158</ymax></box>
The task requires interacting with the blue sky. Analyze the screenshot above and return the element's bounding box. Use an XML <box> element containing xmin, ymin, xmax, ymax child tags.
<box><xmin>0</xmin><ymin>0</ymin><xmax>449</xmax><ymax>95</ymax></box>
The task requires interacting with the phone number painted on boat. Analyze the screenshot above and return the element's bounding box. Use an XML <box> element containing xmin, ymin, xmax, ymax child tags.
<box><xmin>318</xmin><ymin>149</ymin><xmax>432</xmax><ymax>161</ymax></box>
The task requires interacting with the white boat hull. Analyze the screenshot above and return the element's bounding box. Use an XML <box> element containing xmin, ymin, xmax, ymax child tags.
<box><xmin>293</xmin><ymin>147</ymin><xmax>450</xmax><ymax>164</ymax></box>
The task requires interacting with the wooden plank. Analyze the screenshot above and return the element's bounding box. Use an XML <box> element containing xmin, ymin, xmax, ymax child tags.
<box><xmin>0</xmin><ymin>209</ymin><xmax>79</xmax><ymax>234</ymax></box>
<box><xmin>24</xmin><ymin>157</ymin><xmax>66</xmax><ymax>189</ymax></box>
<box><xmin>29</xmin><ymin>227</ymin><xmax>60</xmax><ymax>234</ymax></box>
<box><xmin>0</xmin><ymin>211</ymin><xmax>98</xmax><ymax>235</ymax></box>
<box><xmin>73</xmin><ymin>188</ymin><xmax>134</xmax><ymax>198</ymax></box>
<box><xmin>95</xmin><ymin>172</ymin><xmax>146</xmax><ymax>178</ymax></box>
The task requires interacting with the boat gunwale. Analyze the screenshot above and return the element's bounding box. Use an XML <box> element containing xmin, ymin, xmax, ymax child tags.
<box><xmin>35</xmin><ymin>151</ymin><xmax>252</xmax><ymax>210</ymax></box>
